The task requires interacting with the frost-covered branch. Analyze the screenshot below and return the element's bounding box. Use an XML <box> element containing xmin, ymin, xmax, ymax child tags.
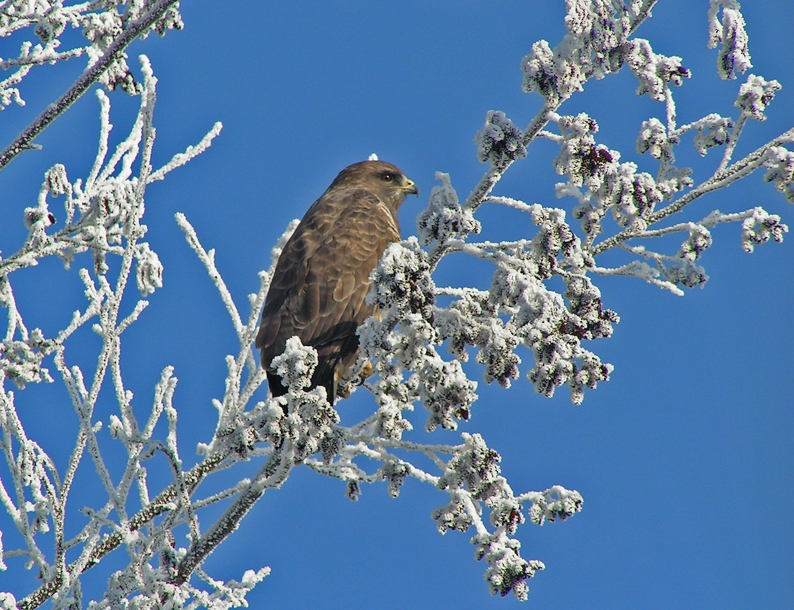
<box><xmin>0</xmin><ymin>50</ymin><xmax>268</xmax><ymax>607</ymax></box>
<box><xmin>0</xmin><ymin>0</ymin><xmax>183</xmax><ymax>170</ymax></box>
<box><xmin>327</xmin><ymin>0</ymin><xmax>791</xmax><ymax>598</ymax></box>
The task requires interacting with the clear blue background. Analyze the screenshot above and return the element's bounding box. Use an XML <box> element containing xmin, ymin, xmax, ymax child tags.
<box><xmin>0</xmin><ymin>1</ymin><xmax>791</xmax><ymax>608</ymax></box>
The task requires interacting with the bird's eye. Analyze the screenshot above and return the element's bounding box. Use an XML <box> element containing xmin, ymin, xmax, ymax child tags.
<box><xmin>381</xmin><ymin>172</ymin><xmax>395</xmax><ymax>182</ymax></box>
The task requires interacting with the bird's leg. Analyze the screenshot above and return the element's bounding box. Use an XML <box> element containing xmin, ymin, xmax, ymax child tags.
<box><xmin>335</xmin><ymin>360</ymin><xmax>374</xmax><ymax>400</ymax></box>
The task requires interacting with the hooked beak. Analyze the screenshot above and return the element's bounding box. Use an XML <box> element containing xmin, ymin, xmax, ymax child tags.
<box><xmin>402</xmin><ymin>178</ymin><xmax>419</xmax><ymax>196</ymax></box>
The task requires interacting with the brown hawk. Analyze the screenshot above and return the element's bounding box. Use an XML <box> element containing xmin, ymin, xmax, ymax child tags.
<box><xmin>256</xmin><ymin>160</ymin><xmax>418</xmax><ymax>404</ymax></box>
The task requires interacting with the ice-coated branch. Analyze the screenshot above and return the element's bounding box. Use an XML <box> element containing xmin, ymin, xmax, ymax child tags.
<box><xmin>16</xmin><ymin>448</ymin><xmax>232</xmax><ymax>610</ymax></box>
<box><xmin>0</xmin><ymin>46</ymin><xmax>256</xmax><ymax>606</ymax></box>
<box><xmin>0</xmin><ymin>46</ymin><xmax>86</xmax><ymax>71</ymax></box>
<box><xmin>591</xmin><ymin>125</ymin><xmax>794</xmax><ymax>255</ymax></box>
<box><xmin>0</xmin><ymin>0</ymin><xmax>182</xmax><ymax>170</ymax></box>
<box><xmin>425</xmin><ymin>0</ymin><xmax>671</xmax><ymax>272</ymax></box>
<box><xmin>149</xmin><ymin>122</ymin><xmax>224</xmax><ymax>183</ymax></box>
<box><xmin>172</xmin><ymin>447</ymin><xmax>291</xmax><ymax>587</ymax></box>
<box><xmin>708</xmin><ymin>0</ymin><xmax>752</xmax><ymax>80</ymax></box>
<box><xmin>340</xmin><ymin>2</ymin><xmax>790</xmax><ymax>598</ymax></box>
<box><xmin>301</xmin><ymin>426</ymin><xmax>578</xmax><ymax>602</ymax></box>
<box><xmin>175</xmin><ymin>213</ymin><xmax>244</xmax><ymax>339</ymax></box>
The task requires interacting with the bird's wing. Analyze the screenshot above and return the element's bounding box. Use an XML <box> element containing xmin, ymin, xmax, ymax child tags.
<box><xmin>256</xmin><ymin>187</ymin><xmax>400</xmax><ymax>376</ymax></box>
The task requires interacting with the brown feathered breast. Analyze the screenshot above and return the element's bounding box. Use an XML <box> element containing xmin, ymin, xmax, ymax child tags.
<box><xmin>256</xmin><ymin>160</ymin><xmax>418</xmax><ymax>404</ymax></box>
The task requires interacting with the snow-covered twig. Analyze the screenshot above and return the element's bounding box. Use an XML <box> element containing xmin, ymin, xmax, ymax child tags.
<box><xmin>0</xmin><ymin>0</ymin><xmax>182</xmax><ymax>170</ymax></box>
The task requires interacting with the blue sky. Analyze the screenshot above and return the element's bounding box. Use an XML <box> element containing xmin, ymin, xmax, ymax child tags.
<box><xmin>0</xmin><ymin>1</ymin><xmax>792</xmax><ymax>608</ymax></box>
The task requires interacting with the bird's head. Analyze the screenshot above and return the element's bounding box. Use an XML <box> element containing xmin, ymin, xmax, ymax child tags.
<box><xmin>330</xmin><ymin>160</ymin><xmax>418</xmax><ymax>213</ymax></box>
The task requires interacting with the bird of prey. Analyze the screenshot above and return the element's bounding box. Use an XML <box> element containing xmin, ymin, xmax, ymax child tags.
<box><xmin>256</xmin><ymin>160</ymin><xmax>418</xmax><ymax>404</ymax></box>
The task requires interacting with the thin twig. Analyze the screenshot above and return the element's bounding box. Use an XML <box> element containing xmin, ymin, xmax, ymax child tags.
<box><xmin>590</xmin><ymin>126</ymin><xmax>794</xmax><ymax>255</ymax></box>
<box><xmin>17</xmin><ymin>450</ymin><xmax>229</xmax><ymax>610</ymax></box>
